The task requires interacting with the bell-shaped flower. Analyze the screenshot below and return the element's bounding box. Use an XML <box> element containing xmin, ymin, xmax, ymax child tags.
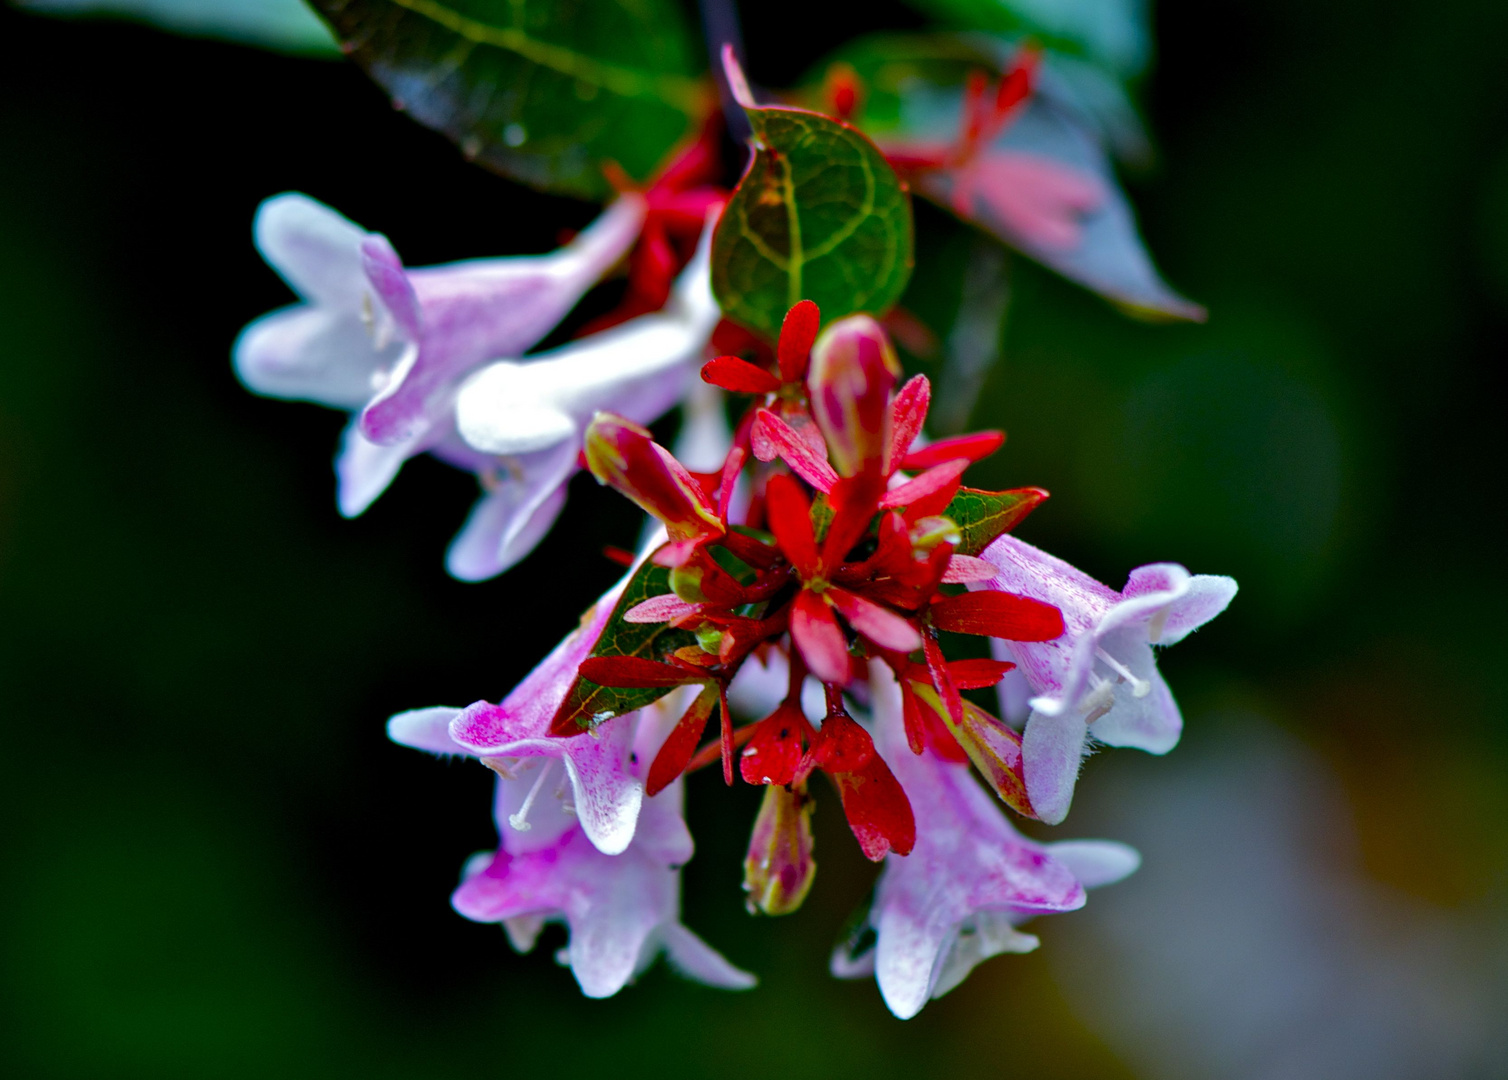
<box><xmin>831</xmin><ymin>668</ymin><xmax>1139</xmax><ymax>1018</ymax></box>
<box><xmin>387</xmin><ymin>565</ymin><xmax>646</xmax><ymax>855</ymax></box>
<box><xmin>450</xmin><ymin>225</ymin><xmax>721</xmax><ymax>578</ymax></box>
<box><xmin>445</xmin><ymin>692</ymin><xmax>755</xmax><ymax>999</ymax></box>
<box><xmin>233</xmin><ymin>191</ymin><xmax>646</xmax><ymax>519</ymax></box>
<box><xmin>975</xmin><ymin>533</ymin><xmax>1238</xmax><ymax>823</ymax></box>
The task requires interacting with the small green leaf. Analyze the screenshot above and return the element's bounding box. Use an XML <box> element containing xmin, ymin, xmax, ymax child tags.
<box><xmin>551</xmin><ymin>557</ymin><xmax>697</xmax><ymax>733</ymax></box>
<box><xmin>712</xmin><ymin>104</ymin><xmax>913</xmax><ymax>339</ymax></box>
<box><xmin>942</xmin><ymin>486</ymin><xmax>1047</xmax><ymax>556</ymax></box>
<box><xmin>311</xmin><ymin>0</ymin><xmax>708</xmax><ymax>198</ymax></box>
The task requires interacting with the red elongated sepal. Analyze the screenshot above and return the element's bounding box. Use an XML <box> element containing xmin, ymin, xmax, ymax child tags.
<box><xmin>808</xmin><ymin>314</ymin><xmax>899</xmax><ymax>479</ymax></box>
<box><xmin>777</xmin><ymin>300</ymin><xmax>821</xmax><ymax>383</ymax></box>
<box><xmin>646</xmin><ymin>684</ymin><xmax>721</xmax><ymax>796</ymax></box>
<box><xmin>578</xmin><ymin>656</ymin><xmax>702</xmax><ymax>688</ymax></box>
<box><xmin>814</xmin><ymin>712</ymin><xmax>915</xmax><ymax>860</ymax></box>
<box><xmin>751</xmin><ymin>408</ymin><xmax>839</xmax><ymax>492</ymax></box>
<box><xmin>902</xmin><ymin>430</ymin><xmax>1005</xmax><ymax>471</ymax></box>
<box><xmin>946</xmin><ymin>657</ymin><xmax>1016</xmax><ymax>689</ymax></box>
<box><xmin>879</xmin><ymin>458</ymin><xmax>969</xmax><ymax>511</ymax></box>
<box><xmin>889</xmin><ymin>375</ymin><xmax>931</xmax><ymax>471</ymax></box>
<box><xmin>827</xmin><ymin>586</ymin><xmax>923</xmax><ymax>653</ymax></box>
<box><xmin>790</xmin><ymin>588</ymin><xmax>851</xmax><ymax>684</ymax></box>
<box><xmin>701</xmin><ymin>355</ymin><xmax>781</xmax><ymax>395</ymax></box>
<box><xmin>584</xmin><ymin>413</ymin><xmax>724</xmax><ymax>542</ymax></box>
<box><xmin>764</xmin><ymin>473</ymin><xmax>820</xmax><ymax>578</ymax></box>
<box><xmin>743</xmin><ymin>780</ymin><xmax>817</xmax><ymax>915</ymax></box>
<box><xmin>929</xmin><ymin>590</ymin><xmax>1065</xmax><ymax>641</ymax></box>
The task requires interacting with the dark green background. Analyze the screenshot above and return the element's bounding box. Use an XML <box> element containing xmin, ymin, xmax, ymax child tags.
<box><xmin>2</xmin><ymin>1</ymin><xmax>1505</xmax><ymax>1076</ymax></box>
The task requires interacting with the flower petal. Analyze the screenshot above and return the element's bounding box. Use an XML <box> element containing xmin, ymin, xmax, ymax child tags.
<box><xmin>661</xmin><ymin>923</ymin><xmax>757</xmax><ymax>989</ymax></box>
<box><xmin>386</xmin><ymin>706</ymin><xmax>466</xmax><ymax>755</ymax></box>
<box><xmin>334</xmin><ymin>417</ymin><xmax>432</xmax><ymax>518</ymax></box>
<box><xmin>1021</xmin><ymin>708</ymin><xmax>1089</xmax><ymax>825</ymax></box>
<box><xmin>252</xmin><ymin>192</ymin><xmax>369</xmax><ymax>306</ymax></box>
<box><xmin>233</xmin><ymin>306</ymin><xmax>397</xmax><ymax>409</ymax></box>
<box><xmin>1043</xmin><ymin>840</ymin><xmax>1141</xmax><ymax>889</ymax></box>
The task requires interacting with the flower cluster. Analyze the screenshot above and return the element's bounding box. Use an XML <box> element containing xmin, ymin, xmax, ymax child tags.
<box><xmin>233</xmin><ymin>128</ymin><xmax>728</xmax><ymax>580</ymax></box>
<box><xmin>394</xmin><ymin>302</ymin><xmax>1236</xmax><ymax>1013</ymax></box>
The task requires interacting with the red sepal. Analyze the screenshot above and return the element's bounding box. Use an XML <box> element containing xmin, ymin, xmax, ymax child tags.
<box><xmin>764</xmin><ymin>474</ymin><xmax>820</xmax><ymax>578</ymax></box>
<box><xmin>879</xmin><ymin>458</ymin><xmax>969</xmax><ymax>511</ymax></box>
<box><xmin>578</xmin><ymin>656</ymin><xmax>702</xmax><ymax>688</ymax></box>
<box><xmin>751</xmin><ymin>409</ymin><xmax>838</xmax><ymax>492</ymax></box>
<box><xmin>946</xmin><ymin>657</ymin><xmax>1016</xmax><ymax>689</ymax></box>
<box><xmin>701</xmin><ymin>355</ymin><xmax>782</xmax><ymax>395</ymax></box>
<box><xmin>929</xmin><ymin>590</ymin><xmax>1065</xmax><ymax>641</ymax></box>
<box><xmin>777</xmin><ymin>299</ymin><xmax>821</xmax><ymax>384</ymax></box>
<box><xmin>646</xmin><ymin>685</ymin><xmax>720</xmax><ymax>796</ymax></box>
<box><xmin>901</xmin><ymin>431</ymin><xmax>1005</xmax><ymax>471</ymax></box>
<box><xmin>739</xmin><ymin>702</ymin><xmax>809</xmax><ymax>786</ymax></box>
<box><xmin>790</xmin><ymin>588</ymin><xmax>851</xmax><ymax>684</ymax></box>
<box><xmin>888</xmin><ymin>375</ymin><xmax>931</xmax><ymax>469</ymax></box>
<box><xmin>814</xmin><ymin>712</ymin><xmax>915</xmax><ymax>860</ymax></box>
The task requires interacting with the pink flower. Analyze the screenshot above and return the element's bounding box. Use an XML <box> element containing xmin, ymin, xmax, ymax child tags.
<box><xmin>235</xmin><ymin>191</ymin><xmax>644</xmax><ymax>513</ymax></box>
<box><xmin>975</xmin><ymin>534</ymin><xmax>1238</xmax><ymax>823</ymax></box>
<box><xmin>831</xmin><ymin>668</ymin><xmax>1139</xmax><ymax>1018</ymax></box>
<box><xmin>386</xmin><ymin>566</ymin><xmax>644</xmax><ymax>854</ymax></box>
<box><xmin>447</xmin><ymin>694</ymin><xmax>754</xmax><ymax>999</ymax></box>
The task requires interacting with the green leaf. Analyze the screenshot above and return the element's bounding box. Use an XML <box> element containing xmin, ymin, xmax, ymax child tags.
<box><xmin>311</xmin><ymin>0</ymin><xmax>708</xmax><ymax>198</ymax></box>
<box><xmin>942</xmin><ymin>486</ymin><xmax>1046</xmax><ymax>556</ymax></box>
<box><xmin>712</xmin><ymin>104</ymin><xmax>913</xmax><ymax>339</ymax></box>
<box><xmin>550</xmin><ymin>556</ymin><xmax>698</xmax><ymax>733</ymax></box>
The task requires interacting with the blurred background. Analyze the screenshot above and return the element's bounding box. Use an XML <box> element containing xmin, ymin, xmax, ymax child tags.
<box><xmin>2</xmin><ymin>1</ymin><xmax>1506</xmax><ymax>1077</ymax></box>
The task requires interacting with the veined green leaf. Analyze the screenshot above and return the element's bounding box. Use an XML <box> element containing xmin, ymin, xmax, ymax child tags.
<box><xmin>712</xmin><ymin>101</ymin><xmax>913</xmax><ymax>339</ymax></box>
<box><xmin>312</xmin><ymin>0</ymin><xmax>709</xmax><ymax>198</ymax></box>
<box><xmin>551</xmin><ymin>557</ymin><xmax>698</xmax><ymax>733</ymax></box>
<box><xmin>942</xmin><ymin>486</ymin><xmax>1046</xmax><ymax>556</ymax></box>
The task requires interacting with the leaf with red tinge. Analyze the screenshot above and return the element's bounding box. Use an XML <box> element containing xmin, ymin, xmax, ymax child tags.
<box><xmin>816</xmin><ymin>713</ymin><xmax>915</xmax><ymax>859</ymax></box>
<box><xmin>701</xmin><ymin>355</ymin><xmax>781</xmax><ymax>394</ymax></box>
<box><xmin>940</xmin><ymin>486</ymin><xmax>1048</xmax><ymax>556</ymax></box>
<box><xmin>752</xmin><ymin>409</ymin><xmax>838</xmax><ymax>492</ymax></box>
<box><xmin>646</xmin><ymin>685</ymin><xmax>720</xmax><ymax>796</ymax></box>
<box><xmin>902</xmin><ymin>431</ymin><xmax>1004</xmax><ymax>471</ymax></box>
<box><xmin>912</xmin><ymin>683</ymin><xmax>1036</xmax><ymax>819</ymax></box>
<box><xmin>930</xmin><ymin>590</ymin><xmax>1065</xmax><ymax>641</ymax></box>
<box><xmin>790</xmin><ymin>589</ymin><xmax>851</xmax><ymax>684</ymax></box>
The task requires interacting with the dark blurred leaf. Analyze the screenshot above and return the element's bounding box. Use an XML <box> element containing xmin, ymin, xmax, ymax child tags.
<box><xmin>19</xmin><ymin>0</ymin><xmax>342</xmax><ymax>55</ymax></box>
<box><xmin>897</xmin><ymin>0</ymin><xmax>1150</xmax><ymax>79</ymax></box>
<box><xmin>712</xmin><ymin>104</ymin><xmax>913</xmax><ymax>339</ymax></box>
<box><xmin>942</xmin><ymin>485</ymin><xmax>1046</xmax><ymax>555</ymax></box>
<box><xmin>312</xmin><ymin>0</ymin><xmax>709</xmax><ymax>198</ymax></box>
<box><xmin>550</xmin><ymin>556</ymin><xmax>697</xmax><ymax>733</ymax></box>
<box><xmin>804</xmin><ymin>35</ymin><xmax>1203</xmax><ymax>321</ymax></box>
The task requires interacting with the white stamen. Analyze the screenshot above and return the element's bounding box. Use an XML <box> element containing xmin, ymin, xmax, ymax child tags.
<box><xmin>1079</xmin><ymin>674</ymin><xmax>1116</xmax><ymax>722</ymax></box>
<box><xmin>508</xmin><ymin>759</ymin><xmax>556</xmax><ymax>832</ymax></box>
<box><xmin>1096</xmin><ymin>646</ymin><xmax>1151</xmax><ymax>698</ymax></box>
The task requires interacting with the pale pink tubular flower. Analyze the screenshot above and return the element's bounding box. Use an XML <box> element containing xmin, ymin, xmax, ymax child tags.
<box><xmin>450</xmin><ymin>693</ymin><xmax>753</xmax><ymax>998</ymax></box>
<box><xmin>975</xmin><ymin>534</ymin><xmax>1238</xmax><ymax>824</ymax></box>
<box><xmin>828</xmin><ymin>667</ymin><xmax>1138</xmax><ymax>1018</ymax></box>
<box><xmin>386</xmin><ymin>565</ymin><xmax>644</xmax><ymax>854</ymax></box>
